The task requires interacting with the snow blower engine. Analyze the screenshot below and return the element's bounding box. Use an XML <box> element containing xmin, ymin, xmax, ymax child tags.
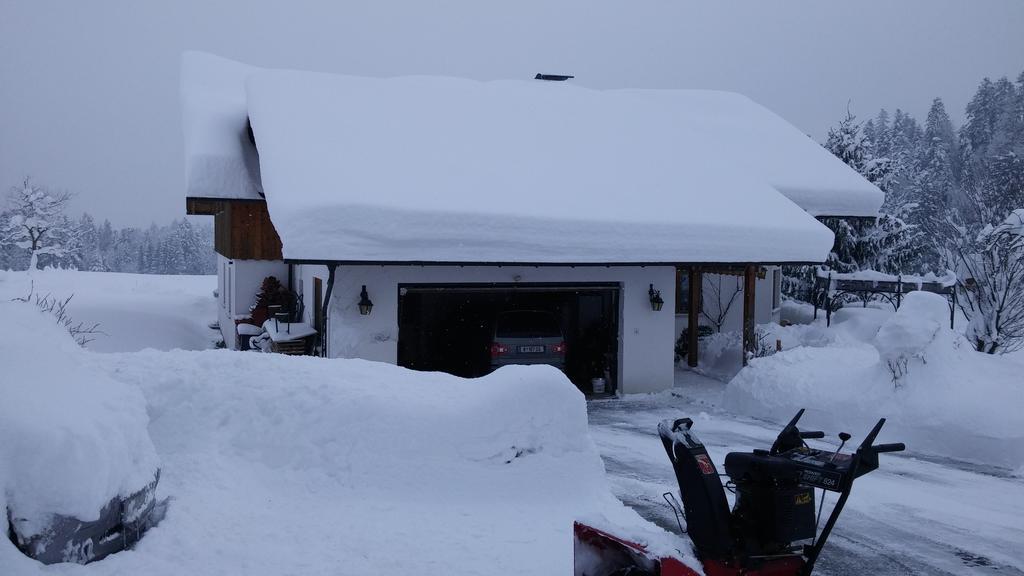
<box><xmin>574</xmin><ymin>409</ymin><xmax>904</xmax><ymax>576</ymax></box>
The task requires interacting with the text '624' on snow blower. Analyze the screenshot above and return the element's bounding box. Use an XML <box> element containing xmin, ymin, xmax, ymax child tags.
<box><xmin>574</xmin><ymin>409</ymin><xmax>905</xmax><ymax>576</ymax></box>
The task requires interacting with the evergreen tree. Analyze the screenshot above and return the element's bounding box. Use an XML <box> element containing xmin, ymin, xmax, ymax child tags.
<box><xmin>911</xmin><ymin>98</ymin><xmax>959</xmax><ymax>258</ymax></box>
<box><xmin>872</xmin><ymin>109</ymin><xmax>892</xmax><ymax>159</ymax></box>
<box><xmin>819</xmin><ymin>110</ymin><xmax>918</xmax><ymax>274</ymax></box>
<box><xmin>960</xmin><ymin>77</ymin><xmax>999</xmax><ymax>169</ymax></box>
<box><xmin>881</xmin><ymin>109</ymin><xmax>922</xmax><ymax>217</ymax></box>
<box><xmin>824</xmin><ymin>109</ymin><xmax>868</xmax><ymax>174</ymax></box>
<box><xmin>77</xmin><ymin>213</ymin><xmax>104</xmax><ymax>271</ymax></box>
<box><xmin>97</xmin><ymin>218</ymin><xmax>115</xmax><ymax>266</ymax></box>
<box><xmin>958</xmin><ymin>74</ymin><xmax>1024</xmax><ymax>226</ymax></box>
<box><xmin>863</xmin><ymin>118</ymin><xmax>879</xmax><ymax>157</ymax></box>
<box><xmin>114</xmin><ymin>228</ymin><xmax>140</xmax><ymax>272</ymax></box>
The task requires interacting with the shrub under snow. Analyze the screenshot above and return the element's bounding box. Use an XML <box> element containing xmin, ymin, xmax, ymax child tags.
<box><xmin>873</xmin><ymin>292</ymin><xmax>952</xmax><ymax>384</ymax></box>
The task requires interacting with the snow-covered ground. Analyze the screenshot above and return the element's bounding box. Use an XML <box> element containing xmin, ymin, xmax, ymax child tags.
<box><xmin>0</xmin><ymin>271</ymin><xmax>691</xmax><ymax>575</ymax></box>
<box><xmin>590</xmin><ymin>372</ymin><xmax>1024</xmax><ymax>575</ymax></box>
<box><xmin>0</xmin><ymin>269</ymin><xmax>218</xmax><ymax>352</ymax></box>
<box><xmin>3</xmin><ymin>270</ymin><xmax>1022</xmax><ymax>574</ymax></box>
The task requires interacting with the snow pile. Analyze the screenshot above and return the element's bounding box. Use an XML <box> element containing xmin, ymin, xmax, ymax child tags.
<box><xmin>873</xmin><ymin>292</ymin><xmax>949</xmax><ymax>375</ymax></box>
<box><xmin>3</xmin><ymin>332</ymin><xmax>692</xmax><ymax>573</ymax></box>
<box><xmin>0</xmin><ymin>301</ymin><xmax>160</xmax><ymax>540</ymax></box>
<box><xmin>0</xmin><ymin>269</ymin><xmax>217</xmax><ymax>353</ymax></box>
<box><xmin>690</xmin><ymin>311</ymin><xmax>866</xmax><ymax>382</ymax></box>
<box><xmin>725</xmin><ymin>292</ymin><xmax>1024</xmax><ymax>470</ymax></box>
<box><xmin>691</xmin><ymin>330</ymin><xmax>744</xmax><ymax>381</ymax></box>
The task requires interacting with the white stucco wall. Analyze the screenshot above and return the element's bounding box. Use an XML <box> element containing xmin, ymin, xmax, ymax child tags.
<box><xmin>216</xmin><ymin>254</ymin><xmax>289</xmax><ymax>349</ymax></box>
<box><xmin>296</xmin><ymin>264</ymin><xmax>677</xmax><ymax>394</ymax></box>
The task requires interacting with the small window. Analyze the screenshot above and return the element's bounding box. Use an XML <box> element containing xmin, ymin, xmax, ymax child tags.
<box><xmin>772</xmin><ymin>269</ymin><xmax>782</xmax><ymax>310</ymax></box>
<box><xmin>226</xmin><ymin>263</ymin><xmax>232</xmax><ymax>315</ymax></box>
<box><xmin>676</xmin><ymin>268</ymin><xmax>703</xmax><ymax>314</ymax></box>
<box><xmin>676</xmin><ymin>267</ymin><xmax>689</xmax><ymax>314</ymax></box>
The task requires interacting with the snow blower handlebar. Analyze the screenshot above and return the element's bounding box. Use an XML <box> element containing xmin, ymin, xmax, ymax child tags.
<box><xmin>800</xmin><ymin>417</ymin><xmax>905</xmax><ymax>576</ymax></box>
<box><xmin>770</xmin><ymin>408</ymin><xmax>825</xmax><ymax>454</ymax></box>
<box><xmin>874</xmin><ymin>443</ymin><xmax>906</xmax><ymax>453</ymax></box>
<box><xmin>850</xmin><ymin>417</ymin><xmax>906</xmax><ymax>479</ymax></box>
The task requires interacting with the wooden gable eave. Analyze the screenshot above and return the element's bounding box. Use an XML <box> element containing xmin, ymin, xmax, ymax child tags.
<box><xmin>185</xmin><ymin>197</ymin><xmax>226</xmax><ymax>216</ymax></box>
<box><xmin>185</xmin><ymin>197</ymin><xmax>283</xmax><ymax>261</ymax></box>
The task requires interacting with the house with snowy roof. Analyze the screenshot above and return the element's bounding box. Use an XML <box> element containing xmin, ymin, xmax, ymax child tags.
<box><xmin>182</xmin><ymin>51</ymin><xmax>883</xmax><ymax>395</ymax></box>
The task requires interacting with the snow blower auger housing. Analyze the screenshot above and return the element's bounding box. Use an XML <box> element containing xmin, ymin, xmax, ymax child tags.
<box><xmin>574</xmin><ymin>409</ymin><xmax>904</xmax><ymax>576</ymax></box>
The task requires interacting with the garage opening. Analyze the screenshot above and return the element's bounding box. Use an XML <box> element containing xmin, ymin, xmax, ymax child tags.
<box><xmin>397</xmin><ymin>283</ymin><xmax>620</xmax><ymax>395</ymax></box>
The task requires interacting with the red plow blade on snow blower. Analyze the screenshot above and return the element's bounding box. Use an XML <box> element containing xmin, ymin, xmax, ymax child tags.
<box><xmin>574</xmin><ymin>410</ymin><xmax>904</xmax><ymax>576</ymax></box>
<box><xmin>573</xmin><ymin>522</ymin><xmax>698</xmax><ymax>576</ymax></box>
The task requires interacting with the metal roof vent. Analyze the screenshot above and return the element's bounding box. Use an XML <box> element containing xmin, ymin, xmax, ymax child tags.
<box><xmin>534</xmin><ymin>73</ymin><xmax>574</xmax><ymax>81</ymax></box>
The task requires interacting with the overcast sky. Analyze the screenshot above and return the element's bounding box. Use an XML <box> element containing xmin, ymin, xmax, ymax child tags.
<box><xmin>2</xmin><ymin>0</ymin><xmax>1023</xmax><ymax>227</ymax></box>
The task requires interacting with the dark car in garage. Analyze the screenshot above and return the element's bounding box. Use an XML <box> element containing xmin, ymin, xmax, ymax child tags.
<box><xmin>489</xmin><ymin>310</ymin><xmax>567</xmax><ymax>372</ymax></box>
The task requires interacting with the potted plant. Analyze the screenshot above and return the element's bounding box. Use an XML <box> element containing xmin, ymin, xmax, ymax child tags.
<box><xmin>590</xmin><ymin>352</ymin><xmax>609</xmax><ymax>394</ymax></box>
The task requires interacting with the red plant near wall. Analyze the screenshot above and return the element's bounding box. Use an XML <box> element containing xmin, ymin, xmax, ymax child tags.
<box><xmin>244</xmin><ymin>276</ymin><xmax>291</xmax><ymax>326</ymax></box>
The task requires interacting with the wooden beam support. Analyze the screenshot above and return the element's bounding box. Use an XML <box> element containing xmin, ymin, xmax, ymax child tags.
<box><xmin>321</xmin><ymin>264</ymin><xmax>337</xmax><ymax>358</ymax></box>
<box><xmin>687</xmin><ymin>268</ymin><xmax>702</xmax><ymax>368</ymax></box>
<box><xmin>742</xmin><ymin>264</ymin><xmax>756</xmax><ymax>367</ymax></box>
<box><xmin>185</xmin><ymin>197</ymin><xmax>225</xmax><ymax>216</ymax></box>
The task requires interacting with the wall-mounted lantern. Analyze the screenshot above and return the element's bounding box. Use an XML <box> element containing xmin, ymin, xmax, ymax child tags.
<box><xmin>358</xmin><ymin>285</ymin><xmax>374</xmax><ymax>316</ymax></box>
<box><xmin>648</xmin><ymin>284</ymin><xmax>664</xmax><ymax>312</ymax></box>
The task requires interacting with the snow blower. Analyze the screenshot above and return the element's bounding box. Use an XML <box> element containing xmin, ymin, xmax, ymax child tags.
<box><xmin>574</xmin><ymin>409</ymin><xmax>904</xmax><ymax>576</ymax></box>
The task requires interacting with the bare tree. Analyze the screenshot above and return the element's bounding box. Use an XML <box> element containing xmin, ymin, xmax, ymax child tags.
<box><xmin>945</xmin><ymin>207</ymin><xmax>1024</xmax><ymax>354</ymax></box>
<box><xmin>1</xmin><ymin>177</ymin><xmax>78</xmax><ymax>271</ymax></box>
<box><xmin>701</xmin><ymin>274</ymin><xmax>742</xmax><ymax>333</ymax></box>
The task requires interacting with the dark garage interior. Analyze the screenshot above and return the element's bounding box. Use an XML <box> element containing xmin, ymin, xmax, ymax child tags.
<box><xmin>397</xmin><ymin>283</ymin><xmax>620</xmax><ymax>394</ymax></box>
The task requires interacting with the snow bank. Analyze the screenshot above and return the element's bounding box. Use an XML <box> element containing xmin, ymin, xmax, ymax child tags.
<box><xmin>0</xmin><ymin>301</ymin><xmax>160</xmax><ymax>540</ymax></box>
<box><xmin>3</xmin><ymin>334</ymin><xmax>693</xmax><ymax>573</ymax></box>
<box><xmin>0</xmin><ymin>269</ymin><xmax>217</xmax><ymax>352</ymax></box>
<box><xmin>131</xmin><ymin>356</ymin><xmax>600</xmax><ymax>492</ymax></box>
<box><xmin>689</xmin><ymin>309</ymin><xmax>877</xmax><ymax>382</ymax></box>
<box><xmin>725</xmin><ymin>293</ymin><xmax>1024</xmax><ymax>470</ymax></box>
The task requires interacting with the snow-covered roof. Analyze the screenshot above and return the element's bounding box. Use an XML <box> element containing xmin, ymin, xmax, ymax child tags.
<box><xmin>181</xmin><ymin>52</ymin><xmax>263</xmax><ymax>200</ymax></box>
<box><xmin>182</xmin><ymin>52</ymin><xmax>885</xmax><ymax>264</ymax></box>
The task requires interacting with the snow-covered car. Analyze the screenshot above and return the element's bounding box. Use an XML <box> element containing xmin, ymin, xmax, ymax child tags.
<box><xmin>2</xmin><ymin>301</ymin><xmax>163</xmax><ymax>565</ymax></box>
<box><xmin>7</xmin><ymin>472</ymin><xmax>161</xmax><ymax>565</ymax></box>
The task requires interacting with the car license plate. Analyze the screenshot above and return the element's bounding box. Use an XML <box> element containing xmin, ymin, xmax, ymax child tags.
<box><xmin>519</xmin><ymin>345</ymin><xmax>544</xmax><ymax>353</ymax></box>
